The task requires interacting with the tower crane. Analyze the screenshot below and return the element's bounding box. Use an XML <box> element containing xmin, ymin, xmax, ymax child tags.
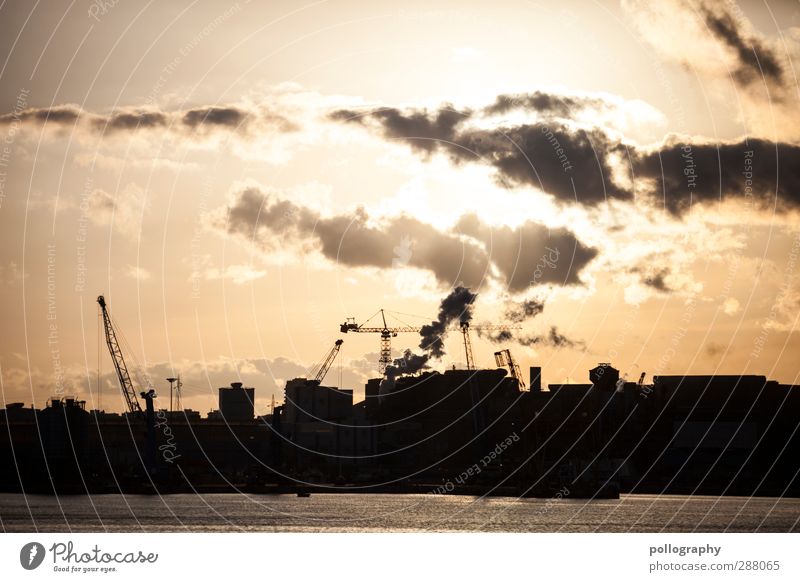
<box><xmin>310</xmin><ymin>339</ymin><xmax>344</xmax><ymax>385</ymax></box>
<box><xmin>494</xmin><ymin>348</ymin><xmax>526</xmax><ymax>390</ymax></box>
<box><xmin>460</xmin><ymin>322</ymin><xmax>521</xmax><ymax>370</ymax></box>
<box><xmin>97</xmin><ymin>295</ymin><xmax>143</xmax><ymax>415</ymax></box>
<box><xmin>340</xmin><ymin>309</ymin><xmax>421</xmax><ymax>373</ymax></box>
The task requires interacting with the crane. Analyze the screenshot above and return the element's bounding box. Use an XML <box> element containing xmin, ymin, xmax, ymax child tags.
<box><xmin>310</xmin><ymin>339</ymin><xmax>344</xmax><ymax>385</ymax></box>
<box><xmin>98</xmin><ymin>295</ymin><xmax>159</xmax><ymax>475</ymax></box>
<box><xmin>166</xmin><ymin>376</ymin><xmax>182</xmax><ymax>413</ymax></box>
<box><xmin>97</xmin><ymin>295</ymin><xmax>143</xmax><ymax>415</ymax></box>
<box><xmin>461</xmin><ymin>322</ymin><xmax>475</xmax><ymax>371</ymax></box>
<box><xmin>340</xmin><ymin>309</ymin><xmax>421</xmax><ymax>373</ymax></box>
<box><xmin>494</xmin><ymin>348</ymin><xmax>526</xmax><ymax>390</ymax></box>
<box><xmin>460</xmin><ymin>322</ymin><xmax>521</xmax><ymax>370</ymax></box>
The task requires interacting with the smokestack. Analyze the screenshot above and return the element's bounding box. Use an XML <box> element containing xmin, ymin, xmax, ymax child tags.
<box><xmin>529</xmin><ymin>366</ymin><xmax>541</xmax><ymax>392</ymax></box>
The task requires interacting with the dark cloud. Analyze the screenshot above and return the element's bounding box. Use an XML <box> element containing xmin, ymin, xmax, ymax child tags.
<box><xmin>332</xmin><ymin>93</ymin><xmax>800</xmax><ymax>215</ymax></box>
<box><xmin>183</xmin><ymin>107</ymin><xmax>247</xmax><ymax>128</ymax></box>
<box><xmin>221</xmin><ymin>187</ymin><xmax>491</xmax><ymax>289</ymax></box>
<box><xmin>625</xmin><ymin>0</ymin><xmax>792</xmax><ymax>120</ymax></box>
<box><xmin>456</xmin><ymin>213</ymin><xmax>597</xmax><ymax>292</ymax></box>
<box><xmin>331</xmin><ymin>104</ymin><xmax>630</xmax><ymax>205</ymax></box>
<box><xmin>634</xmin><ymin>138</ymin><xmax>800</xmax><ymax>214</ymax></box>
<box><xmin>320</xmin><ymin>213</ymin><xmax>491</xmax><ymax>288</ymax></box>
<box><xmin>484</xmin><ymin>91</ymin><xmax>604</xmax><ymax>117</ymax></box>
<box><xmin>0</xmin><ymin>105</ymin><xmax>81</xmax><ymax>125</ymax></box>
<box><xmin>643</xmin><ymin>270</ymin><xmax>670</xmax><ymax>292</ymax></box>
<box><xmin>457</xmin><ymin>124</ymin><xmax>629</xmax><ymax>204</ymax></box>
<box><xmin>0</xmin><ymin>104</ymin><xmax>295</xmax><ymax>135</ymax></box>
<box><xmin>327</xmin><ymin>109</ymin><xmax>362</xmax><ymax>123</ymax></box>
<box><xmin>331</xmin><ymin>105</ymin><xmax>469</xmax><ymax>154</ymax></box>
<box><xmin>219</xmin><ymin>187</ymin><xmax>596</xmax><ymax>292</ymax></box>
<box><xmin>629</xmin><ymin>265</ymin><xmax>672</xmax><ymax>292</ymax></box>
<box><xmin>100</xmin><ymin>110</ymin><xmax>168</xmax><ymax>132</ymax></box>
<box><xmin>335</xmin><ymin>101</ymin><xmax>800</xmax><ymax>216</ymax></box>
<box><xmin>700</xmin><ymin>6</ymin><xmax>784</xmax><ymax>87</ymax></box>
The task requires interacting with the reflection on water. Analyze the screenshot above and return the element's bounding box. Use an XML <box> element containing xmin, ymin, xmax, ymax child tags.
<box><xmin>1</xmin><ymin>493</ymin><xmax>797</xmax><ymax>532</ymax></box>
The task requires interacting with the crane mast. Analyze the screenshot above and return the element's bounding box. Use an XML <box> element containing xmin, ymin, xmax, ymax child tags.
<box><xmin>461</xmin><ymin>322</ymin><xmax>475</xmax><ymax>371</ymax></box>
<box><xmin>97</xmin><ymin>295</ymin><xmax>143</xmax><ymax>415</ymax></box>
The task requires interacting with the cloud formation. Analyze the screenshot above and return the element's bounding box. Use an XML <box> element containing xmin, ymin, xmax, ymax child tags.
<box><xmin>332</xmin><ymin>104</ymin><xmax>630</xmax><ymax>206</ymax></box>
<box><xmin>456</xmin><ymin>213</ymin><xmax>598</xmax><ymax>292</ymax></box>
<box><xmin>331</xmin><ymin>98</ymin><xmax>800</xmax><ymax>215</ymax></box>
<box><xmin>0</xmin><ymin>104</ymin><xmax>82</xmax><ymax>125</ymax></box>
<box><xmin>698</xmin><ymin>4</ymin><xmax>784</xmax><ymax>87</ymax></box>
<box><xmin>622</xmin><ymin>0</ymin><xmax>798</xmax><ymax>138</ymax></box>
<box><xmin>330</xmin><ymin>106</ymin><xmax>470</xmax><ymax>154</ymax></box>
<box><xmin>634</xmin><ymin>138</ymin><xmax>800</xmax><ymax>214</ymax></box>
<box><xmin>0</xmin><ymin>103</ymin><xmax>296</xmax><ymax>136</ymax></box>
<box><xmin>213</xmin><ymin>186</ymin><xmax>596</xmax><ymax>293</ymax></box>
<box><xmin>483</xmin><ymin>91</ymin><xmax>605</xmax><ymax>117</ymax></box>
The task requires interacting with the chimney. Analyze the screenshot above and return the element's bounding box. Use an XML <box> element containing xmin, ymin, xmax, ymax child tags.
<box><xmin>529</xmin><ymin>367</ymin><xmax>541</xmax><ymax>392</ymax></box>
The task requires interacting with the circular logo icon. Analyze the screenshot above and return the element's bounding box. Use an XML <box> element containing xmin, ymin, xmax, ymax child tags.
<box><xmin>20</xmin><ymin>542</ymin><xmax>46</xmax><ymax>570</ymax></box>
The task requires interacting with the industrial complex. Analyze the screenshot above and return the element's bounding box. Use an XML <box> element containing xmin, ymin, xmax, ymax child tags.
<box><xmin>1</xmin><ymin>295</ymin><xmax>798</xmax><ymax>498</ymax></box>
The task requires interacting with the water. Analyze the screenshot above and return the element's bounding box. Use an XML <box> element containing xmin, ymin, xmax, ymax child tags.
<box><xmin>1</xmin><ymin>493</ymin><xmax>797</xmax><ymax>532</ymax></box>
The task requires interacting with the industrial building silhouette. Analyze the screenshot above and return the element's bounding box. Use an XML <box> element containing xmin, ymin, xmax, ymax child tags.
<box><xmin>2</xmin><ymin>363</ymin><xmax>798</xmax><ymax>498</ymax></box>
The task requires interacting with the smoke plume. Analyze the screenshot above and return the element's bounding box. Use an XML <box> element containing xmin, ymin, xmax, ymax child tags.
<box><xmin>380</xmin><ymin>286</ymin><xmax>478</xmax><ymax>394</ymax></box>
<box><xmin>379</xmin><ymin>350</ymin><xmax>431</xmax><ymax>396</ymax></box>
<box><xmin>419</xmin><ymin>286</ymin><xmax>477</xmax><ymax>357</ymax></box>
<box><xmin>505</xmin><ymin>299</ymin><xmax>545</xmax><ymax>323</ymax></box>
<box><xmin>479</xmin><ymin>325</ymin><xmax>583</xmax><ymax>350</ymax></box>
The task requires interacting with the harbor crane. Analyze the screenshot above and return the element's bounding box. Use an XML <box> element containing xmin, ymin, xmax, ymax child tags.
<box><xmin>340</xmin><ymin>309</ymin><xmax>421</xmax><ymax>373</ymax></box>
<box><xmin>97</xmin><ymin>294</ymin><xmax>157</xmax><ymax>475</ymax></box>
<box><xmin>310</xmin><ymin>339</ymin><xmax>344</xmax><ymax>385</ymax></box>
<box><xmin>494</xmin><ymin>348</ymin><xmax>526</xmax><ymax>390</ymax></box>
<box><xmin>97</xmin><ymin>295</ymin><xmax>143</xmax><ymax>415</ymax></box>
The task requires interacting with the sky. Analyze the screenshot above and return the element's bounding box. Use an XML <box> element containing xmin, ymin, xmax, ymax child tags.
<box><xmin>0</xmin><ymin>0</ymin><xmax>799</xmax><ymax>415</ymax></box>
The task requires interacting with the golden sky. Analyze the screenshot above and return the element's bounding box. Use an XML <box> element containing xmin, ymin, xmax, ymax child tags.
<box><xmin>0</xmin><ymin>0</ymin><xmax>798</xmax><ymax>415</ymax></box>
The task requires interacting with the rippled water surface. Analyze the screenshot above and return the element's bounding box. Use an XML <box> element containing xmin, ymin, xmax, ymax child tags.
<box><xmin>1</xmin><ymin>493</ymin><xmax>798</xmax><ymax>532</ymax></box>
